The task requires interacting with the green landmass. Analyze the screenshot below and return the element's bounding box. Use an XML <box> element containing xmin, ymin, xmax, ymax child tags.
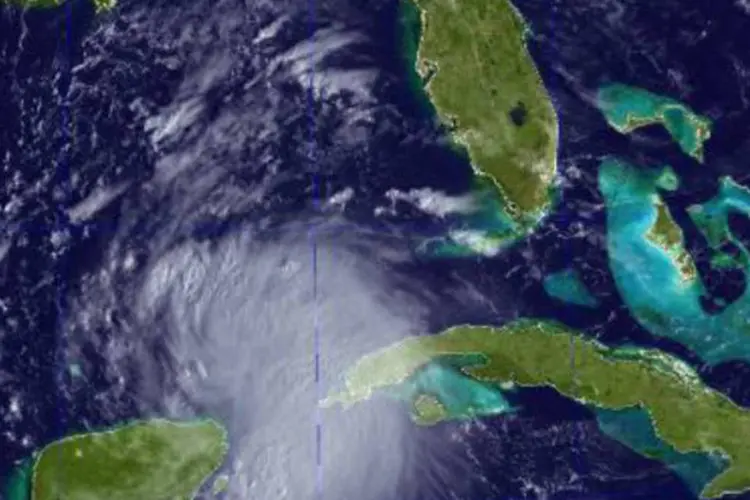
<box><xmin>597</xmin><ymin>83</ymin><xmax>711</xmax><ymax>162</ymax></box>
<box><xmin>31</xmin><ymin>418</ymin><xmax>228</xmax><ymax>500</ymax></box>
<box><xmin>211</xmin><ymin>474</ymin><xmax>230</xmax><ymax>496</ymax></box>
<box><xmin>4</xmin><ymin>0</ymin><xmax>115</xmax><ymax>12</ymax></box>
<box><xmin>646</xmin><ymin>198</ymin><xmax>697</xmax><ymax>282</ymax></box>
<box><xmin>600</xmin><ymin>160</ymin><xmax>698</xmax><ymax>285</ymax></box>
<box><xmin>688</xmin><ymin>176</ymin><xmax>750</xmax><ymax>270</ymax></box>
<box><xmin>4</xmin><ymin>0</ymin><xmax>57</xmax><ymax>6</ymax></box>
<box><xmin>323</xmin><ymin>319</ymin><xmax>750</xmax><ymax>499</ymax></box>
<box><xmin>596</xmin><ymin>406</ymin><xmax>728</xmax><ymax>496</ymax></box>
<box><xmin>92</xmin><ymin>0</ymin><xmax>113</xmax><ymax>10</ymax></box>
<box><xmin>418</xmin><ymin>177</ymin><xmax>534</xmax><ymax>257</ymax></box>
<box><xmin>405</xmin><ymin>0</ymin><xmax>558</xmax><ymax>230</ymax></box>
<box><xmin>599</xmin><ymin>158</ymin><xmax>750</xmax><ymax>365</ymax></box>
<box><xmin>411</xmin><ymin>394</ymin><xmax>449</xmax><ymax>424</ymax></box>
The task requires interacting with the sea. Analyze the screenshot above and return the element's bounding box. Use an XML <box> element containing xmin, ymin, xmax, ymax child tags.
<box><xmin>2</xmin><ymin>0</ymin><xmax>750</xmax><ymax>498</ymax></box>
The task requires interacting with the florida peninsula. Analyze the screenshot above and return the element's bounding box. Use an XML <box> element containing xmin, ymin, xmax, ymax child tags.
<box><xmin>323</xmin><ymin>320</ymin><xmax>750</xmax><ymax>499</ymax></box>
<box><xmin>405</xmin><ymin>0</ymin><xmax>558</xmax><ymax>237</ymax></box>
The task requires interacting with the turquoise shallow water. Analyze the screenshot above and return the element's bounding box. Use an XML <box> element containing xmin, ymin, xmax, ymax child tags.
<box><xmin>418</xmin><ymin>177</ymin><xmax>543</xmax><ymax>258</ymax></box>
<box><xmin>384</xmin><ymin>355</ymin><xmax>516</xmax><ymax>421</ymax></box>
<box><xmin>597</xmin><ymin>83</ymin><xmax>708</xmax><ymax>160</ymax></box>
<box><xmin>543</xmin><ymin>269</ymin><xmax>598</xmax><ymax>308</ymax></box>
<box><xmin>689</xmin><ymin>176</ymin><xmax>750</xmax><ymax>270</ymax></box>
<box><xmin>3</xmin><ymin>459</ymin><xmax>31</xmax><ymax>500</ymax></box>
<box><xmin>599</xmin><ymin>157</ymin><xmax>750</xmax><ymax>365</ymax></box>
<box><xmin>378</xmin><ymin>350</ymin><xmax>726</xmax><ymax>495</ymax></box>
<box><xmin>595</xmin><ymin>406</ymin><xmax>727</xmax><ymax>496</ymax></box>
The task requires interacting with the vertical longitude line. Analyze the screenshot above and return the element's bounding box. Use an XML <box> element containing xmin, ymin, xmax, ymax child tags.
<box><xmin>306</xmin><ymin>0</ymin><xmax>323</xmax><ymax>496</ymax></box>
<box><xmin>55</xmin><ymin>0</ymin><xmax>74</xmax><ymax>491</ymax></box>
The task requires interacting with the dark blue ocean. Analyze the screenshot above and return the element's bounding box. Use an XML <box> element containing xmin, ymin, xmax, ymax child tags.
<box><xmin>2</xmin><ymin>0</ymin><xmax>750</xmax><ymax>498</ymax></box>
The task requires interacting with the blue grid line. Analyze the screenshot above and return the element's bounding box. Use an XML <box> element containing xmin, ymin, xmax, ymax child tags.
<box><xmin>305</xmin><ymin>0</ymin><xmax>324</xmax><ymax>497</ymax></box>
<box><xmin>29</xmin><ymin>2</ymin><xmax>696</xmax><ymax>498</ymax></box>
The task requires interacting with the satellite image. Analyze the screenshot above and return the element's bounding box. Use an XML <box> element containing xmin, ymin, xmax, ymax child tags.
<box><xmin>1</xmin><ymin>0</ymin><xmax>750</xmax><ymax>499</ymax></box>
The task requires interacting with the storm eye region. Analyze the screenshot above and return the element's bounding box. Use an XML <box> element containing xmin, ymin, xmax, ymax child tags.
<box><xmin>132</xmin><ymin>226</ymin><xmax>474</xmax><ymax>500</ymax></box>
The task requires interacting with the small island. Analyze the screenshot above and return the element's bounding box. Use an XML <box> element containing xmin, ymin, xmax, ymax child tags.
<box><xmin>645</xmin><ymin>197</ymin><xmax>697</xmax><ymax>283</ymax></box>
<box><xmin>599</xmin><ymin>157</ymin><xmax>750</xmax><ymax>365</ymax></box>
<box><xmin>30</xmin><ymin>418</ymin><xmax>228</xmax><ymax>500</ymax></box>
<box><xmin>597</xmin><ymin>83</ymin><xmax>712</xmax><ymax>162</ymax></box>
<box><xmin>323</xmin><ymin>319</ymin><xmax>750</xmax><ymax>499</ymax></box>
<box><xmin>688</xmin><ymin>175</ymin><xmax>750</xmax><ymax>270</ymax></box>
<box><xmin>404</xmin><ymin>0</ymin><xmax>558</xmax><ymax>238</ymax></box>
<box><xmin>381</xmin><ymin>354</ymin><xmax>516</xmax><ymax>425</ymax></box>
